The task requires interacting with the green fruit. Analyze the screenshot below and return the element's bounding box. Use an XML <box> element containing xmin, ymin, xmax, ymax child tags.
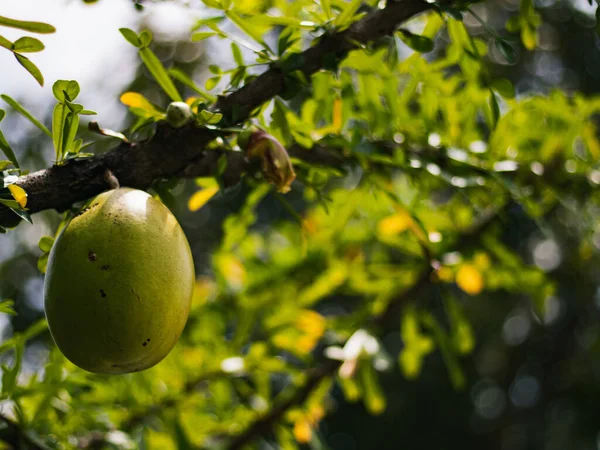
<box><xmin>44</xmin><ymin>188</ymin><xmax>194</xmax><ymax>374</ymax></box>
<box><xmin>166</xmin><ymin>102</ymin><xmax>192</xmax><ymax>128</ymax></box>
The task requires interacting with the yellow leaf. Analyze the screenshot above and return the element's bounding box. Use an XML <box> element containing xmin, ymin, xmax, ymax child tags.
<box><xmin>473</xmin><ymin>252</ymin><xmax>491</xmax><ymax>270</ymax></box>
<box><xmin>295</xmin><ymin>310</ymin><xmax>326</xmax><ymax>337</ymax></box>
<box><xmin>377</xmin><ymin>211</ymin><xmax>412</xmax><ymax>236</ymax></box>
<box><xmin>120</xmin><ymin>92</ymin><xmax>154</xmax><ymax>110</ymax></box>
<box><xmin>456</xmin><ymin>264</ymin><xmax>484</xmax><ymax>295</ymax></box>
<box><xmin>332</xmin><ymin>97</ymin><xmax>343</xmax><ymax>132</ymax></box>
<box><xmin>437</xmin><ymin>266</ymin><xmax>454</xmax><ymax>282</ymax></box>
<box><xmin>214</xmin><ymin>253</ymin><xmax>246</xmax><ymax>291</ymax></box>
<box><xmin>308</xmin><ymin>405</ymin><xmax>325</xmax><ymax>423</ymax></box>
<box><xmin>8</xmin><ymin>184</ymin><xmax>27</xmax><ymax>208</ymax></box>
<box><xmin>185</xmin><ymin>96</ymin><xmax>200</xmax><ymax>113</ymax></box>
<box><xmin>293</xmin><ymin>419</ymin><xmax>312</xmax><ymax>444</ymax></box>
<box><xmin>188</xmin><ymin>186</ymin><xmax>219</xmax><ymax>212</ymax></box>
<box><xmin>296</xmin><ymin>335</ymin><xmax>318</xmax><ymax>353</ymax></box>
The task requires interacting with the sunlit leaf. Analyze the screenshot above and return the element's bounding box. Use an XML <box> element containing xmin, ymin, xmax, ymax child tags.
<box><xmin>0</xmin><ymin>300</ymin><xmax>16</xmax><ymax>316</ymax></box>
<box><xmin>12</xmin><ymin>36</ymin><xmax>44</xmax><ymax>53</ymax></box>
<box><xmin>1</xmin><ymin>94</ymin><xmax>52</xmax><ymax>137</ymax></box>
<box><xmin>119</xmin><ymin>27</ymin><xmax>141</xmax><ymax>47</ymax></box>
<box><xmin>226</xmin><ymin>10</ymin><xmax>269</xmax><ymax>50</ymax></box>
<box><xmin>334</xmin><ymin>0</ymin><xmax>363</xmax><ymax>27</ymax></box>
<box><xmin>8</xmin><ymin>184</ymin><xmax>27</xmax><ymax>208</ymax></box>
<box><xmin>14</xmin><ymin>53</ymin><xmax>43</xmax><ymax>86</ymax></box>
<box><xmin>0</xmin><ymin>16</ymin><xmax>55</xmax><ymax>33</ymax></box>
<box><xmin>456</xmin><ymin>264</ymin><xmax>484</xmax><ymax>295</ymax></box>
<box><xmin>0</xmin><ymin>129</ymin><xmax>19</xmax><ymax>168</ymax></box>
<box><xmin>139</xmin><ymin>47</ymin><xmax>182</xmax><ymax>102</ymax></box>
<box><xmin>188</xmin><ymin>186</ymin><xmax>219</xmax><ymax>211</ymax></box>
<box><xmin>38</xmin><ymin>236</ymin><xmax>54</xmax><ymax>253</ymax></box>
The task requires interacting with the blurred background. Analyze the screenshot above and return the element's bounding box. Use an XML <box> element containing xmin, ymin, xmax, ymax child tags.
<box><xmin>1</xmin><ymin>0</ymin><xmax>600</xmax><ymax>449</ymax></box>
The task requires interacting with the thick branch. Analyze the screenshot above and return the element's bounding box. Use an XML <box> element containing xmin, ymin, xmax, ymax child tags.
<box><xmin>0</xmin><ymin>0</ymin><xmax>433</xmax><ymax>225</ymax></box>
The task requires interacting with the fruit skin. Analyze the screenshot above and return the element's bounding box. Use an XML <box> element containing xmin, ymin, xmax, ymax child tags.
<box><xmin>44</xmin><ymin>188</ymin><xmax>194</xmax><ymax>374</ymax></box>
<box><xmin>166</xmin><ymin>102</ymin><xmax>192</xmax><ymax>128</ymax></box>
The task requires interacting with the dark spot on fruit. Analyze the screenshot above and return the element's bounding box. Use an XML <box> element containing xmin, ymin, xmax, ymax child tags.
<box><xmin>112</xmin><ymin>364</ymin><xmax>118</xmax><ymax>367</ymax></box>
<box><xmin>146</xmin><ymin>338</ymin><xmax>150</xmax><ymax>342</ymax></box>
<box><xmin>142</xmin><ymin>342</ymin><xmax>147</xmax><ymax>346</ymax></box>
<box><xmin>100</xmin><ymin>289</ymin><xmax>106</xmax><ymax>298</ymax></box>
<box><xmin>76</xmin><ymin>203</ymin><xmax>99</xmax><ymax>217</ymax></box>
<box><xmin>88</xmin><ymin>251</ymin><xmax>97</xmax><ymax>262</ymax></box>
<box><xmin>101</xmin><ymin>265</ymin><xmax>111</xmax><ymax>271</ymax></box>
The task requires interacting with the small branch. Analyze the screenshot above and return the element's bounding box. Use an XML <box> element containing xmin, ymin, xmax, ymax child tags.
<box><xmin>103</xmin><ymin>169</ymin><xmax>120</xmax><ymax>190</ymax></box>
<box><xmin>225</xmin><ymin>361</ymin><xmax>341</xmax><ymax>450</ymax></box>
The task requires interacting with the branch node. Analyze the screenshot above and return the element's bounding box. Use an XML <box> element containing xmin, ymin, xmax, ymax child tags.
<box><xmin>104</xmin><ymin>169</ymin><xmax>120</xmax><ymax>190</ymax></box>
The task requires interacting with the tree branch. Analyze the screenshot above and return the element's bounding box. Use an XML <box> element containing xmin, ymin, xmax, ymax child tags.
<box><xmin>0</xmin><ymin>0</ymin><xmax>434</xmax><ymax>225</ymax></box>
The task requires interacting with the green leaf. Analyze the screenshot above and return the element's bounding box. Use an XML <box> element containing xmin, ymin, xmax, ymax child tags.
<box><xmin>192</xmin><ymin>15</ymin><xmax>226</xmax><ymax>31</ymax></box>
<box><xmin>398</xmin><ymin>30</ymin><xmax>435</xmax><ymax>53</ymax></box>
<box><xmin>52</xmin><ymin>103</ymin><xmax>67</xmax><ymax>161</ymax></box>
<box><xmin>321</xmin><ymin>0</ymin><xmax>332</xmax><ymax>19</ymax></box>
<box><xmin>62</xmin><ymin>113</ymin><xmax>80</xmax><ymax>154</ymax></box>
<box><xmin>333</xmin><ymin>0</ymin><xmax>363</xmax><ymax>27</ymax></box>
<box><xmin>0</xmin><ymin>35</ymin><xmax>12</xmax><ymax>50</ymax></box>
<box><xmin>52</xmin><ymin>80</ymin><xmax>80</xmax><ymax>102</ymax></box>
<box><xmin>226</xmin><ymin>10</ymin><xmax>269</xmax><ymax>50</ymax></box>
<box><xmin>38</xmin><ymin>236</ymin><xmax>54</xmax><ymax>252</ymax></box>
<box><xmin>277</xmin><ymin>27</ymin><xmax>299</xmax><ymax>56</ymax></box>
<box><xmin>495</xmin><ymin>39</ymin><xmax>518</xmax><ymax>64</ymax></box>
<box><xmin>0</xmin><ymin>300</ymin><xmax>16</xmax><ymax>316</ymax></box>
<box><xmin>7</xmin><ymin>207</ymin><xmax>32</xmax><ymax>224</ymax></box>
<box><xmin>14</xmin><ymin>53</ymin><xmax>43</xmax><ymax>86</ymax></box>
<box><xmin>0</xmin><ymin>319</ymin><xmax>47</xmax><ymax>356</ymax></box>
<box><xmin>0</xmin><ymin>130</ymin><xmax>18</xmax><ymax>169</ymax></box>
<box><xmin>119</xmin><ymin>27</ymin><xmax>141</xmax><ymax>47</ymax></box>
<box><xmin>0</xmin><ymin>16</ymin><xmax>55</xmax><ymax>33</ymax></box>
<box><xmin>37</xmin><ymin>252</ymin><xmax>49</xmax><ymax>274</ymax></box>
<box><xmin>252</xmin><ymin>15</ymin><xmax>315</xmax><ymax>29</ymax></box>
<box><xmin>191</xmin><ymin>31</ymin><xmax>218</xmax><ymax>41</ymax></box>
<box><xmin>360</xmin><ymin>363</ymin><xmax>386</xmax><ymax>415</ymax></box>
<box><xmin>231</xmin><ymin>42</ymin><xmax>244</xmax><ymax>66</ymax></box>
<box><xmin>198</xmin><ymin>109</ymin><xmax>223</xmax><ymax>125</ymax></box>
<box><xmin>422</xmin><ymin>312</ymin><xmax>466</xmax><ymax>390</ymax></box>
<box><xmin>139</xmin><ymin>47</ymin><xmax>182</xmax><ymax>102</ymax></box>
<box><xmin>168</xmin><ymin>68</ymin><xmax>216</xmax><ymax>101</ymax></box>
<box><xmin>205</xmin><ymin>76</ymin><xmax>221</xmax><ymax>90</ymax></box>
<box><xmin>139</xmin><ymin>29</ymin><xmax>152</xmax><ymax>48</ymax></box>
<box><xmin>12</xmin><ymin>36</ymin><xmax>44</xmax><ymax>53</ymax></box>
<box><xmin>505</xmin><ymin>16</ymin><xmax>521</xmax><ymax>33</ymax></box>
<box><xmin>201</xmin><ymin>0</ymin><xmax>223</xmax><ymax>8</ymax></box>
<box><xmin>65</xmin><ymin>102</ymin><xmax>83</xmax><ymax>114</ymax></box>
<box><xmin>1</xmin><ymin>94</ymin><xmax>52</xmax><ymax>137</ymax></box>
<box><xmin>230</xmin><ymin>66</ymin><xmax>246</xmax><ymax>87</ymax></box>
<box><xmin>489</xmin><ymin>90</ymin><xmax>500</xmax><ymax>129</ymax></box>
<box><xmin>490</xmin><ymin>78</ymin><xmax>516</xmax><ymax>99</ymax></box>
